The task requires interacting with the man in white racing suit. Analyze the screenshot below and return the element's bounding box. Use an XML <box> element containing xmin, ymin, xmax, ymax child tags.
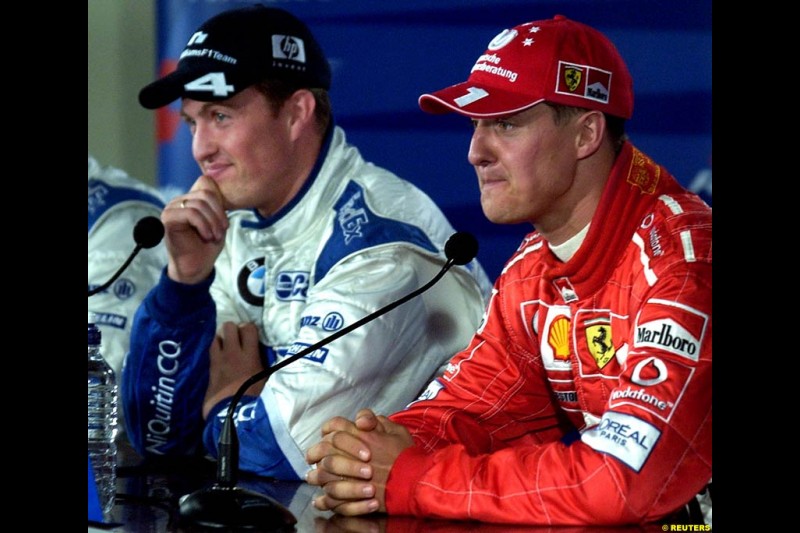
<box><xmin>88</xmin><ymin>154</ymin><xmax>167</xmax><ymax>437</ymax></box>
<box><xmin>121</xmin><ymin>5</ymin><xmax>492</xmax><ymax>479</ymax></box>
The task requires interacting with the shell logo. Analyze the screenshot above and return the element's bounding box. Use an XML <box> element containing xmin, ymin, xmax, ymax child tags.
<box><xmin>547</xmin><ymin>316</ymin><xmax>571</xmax><ymax>361</ymax></box>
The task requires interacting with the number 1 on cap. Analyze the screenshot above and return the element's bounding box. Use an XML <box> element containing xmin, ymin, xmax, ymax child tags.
<box><xmin>454</xmin><ymin>87</ymin><xmax>489</xmax><ymax>108</ymax></box>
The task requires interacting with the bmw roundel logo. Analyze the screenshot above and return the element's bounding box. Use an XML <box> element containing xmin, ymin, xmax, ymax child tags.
<box><xmin>247</xmin><ymin>268</ymin><xmax>266</xmax><ymax>296</ymax></box>
<box><xmin>237</xmin><ymin>258</ymin><xmax>266</xmax><ymax>306</ymax></box>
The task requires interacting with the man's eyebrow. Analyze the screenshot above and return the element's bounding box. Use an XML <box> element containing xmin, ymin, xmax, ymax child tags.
<box><xmin>180</xmin><ymin>101</ymin><xmax>221</xmax><ymax>119</ymax></box>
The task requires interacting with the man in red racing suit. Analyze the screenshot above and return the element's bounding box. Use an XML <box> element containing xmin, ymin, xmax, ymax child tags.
<box><xmin>306</xmin><ymin>14</ymin><xmax>711</xmax><ymax>527</ymax></box>
<box><xmin>381</xmin><ymin>140</ymin><xmax>712</xmax><ymax>525</ymax></box>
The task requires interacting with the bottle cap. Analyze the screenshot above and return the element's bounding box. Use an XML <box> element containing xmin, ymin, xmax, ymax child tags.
<box><xmin>88</xmin><ymin>323</ymin><xmax>101</xmax><ymax>345</ymax></box>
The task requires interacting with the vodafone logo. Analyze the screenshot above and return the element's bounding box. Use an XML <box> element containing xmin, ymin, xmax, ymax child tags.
<box><xmin>631</xmin><ymin>357</ymin><xmax>667</xmax><ymax>386</ymax></box>
<box><xmin>612</xmin><ymin>355</ymin><xmax>694</xmax><ymax>423</ymax></box>
<box><xmin>610</xmin><ymin>386</ymin><xmax>672</xmax><ymax>411</ymax></box>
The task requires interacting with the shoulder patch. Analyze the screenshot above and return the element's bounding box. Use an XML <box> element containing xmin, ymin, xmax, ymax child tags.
<box><xmin>315</xmin><ymin>181</ymin><xmax>437</xmax><ymax>280</ymax></box>
<box><xmin>634</xmin><ymin>298</ymin><xmax>708</xmax><ymax>362</ymax></box>
<box><xmin>88</xmin><ymin>178</ymin><xmax>166</xmax><ymax>232</ymax></box>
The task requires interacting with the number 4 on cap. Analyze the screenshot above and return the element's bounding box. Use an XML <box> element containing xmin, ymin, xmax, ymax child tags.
<box><xmin>184</xmin><ymin>72</ymin><xmax>235</xmax><ymax>98</ymax></box>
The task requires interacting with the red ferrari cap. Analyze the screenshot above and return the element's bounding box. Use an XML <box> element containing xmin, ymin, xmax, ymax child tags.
<box><xmin>419</xmin><ymin>15</ymin><xmax>633</xmax><ymax>119</ymax></box>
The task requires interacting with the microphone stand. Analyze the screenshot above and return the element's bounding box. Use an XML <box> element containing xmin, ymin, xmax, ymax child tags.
<box><xmin>179</xmin><ymin>257</ymin><xmax>460</xmax><ymax>530</ymax></box>
<box><xmin>87</xmin><ymin>245</ymin><xmax>145</xmax><ymax>297</ymax></box>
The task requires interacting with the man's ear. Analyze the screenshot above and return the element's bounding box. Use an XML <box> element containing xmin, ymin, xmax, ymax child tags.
<box><xmin>575</xmin><ymin>110</ymin><xmax>606</xmax><ymax>160</ymax></box>
<box><xmin>286</xmin><ymin>89</ymin><xmax>317</xmax><ymax>141</ymax></box>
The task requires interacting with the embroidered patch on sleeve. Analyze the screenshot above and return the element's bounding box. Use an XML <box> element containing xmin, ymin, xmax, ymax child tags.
<box><xmin>634</xmin><ymin>298</ymin><xmax>708</xmax><ymax>362</ymax></box>
<box><xmin>581</xmin><ymin>411</ymin><xmax>661</xmax><ymax>472</ymax></box>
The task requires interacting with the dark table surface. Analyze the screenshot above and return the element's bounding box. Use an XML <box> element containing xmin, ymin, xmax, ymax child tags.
<box><xmin>88</xmin><ymin>442</ymin><xmax>673</xmax><ymax>533</ymax></box>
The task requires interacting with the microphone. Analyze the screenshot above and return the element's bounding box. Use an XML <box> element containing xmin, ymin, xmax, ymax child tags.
<box><xmin>88</xmin><ymin>216</ymin><xmax>165</xmax><ymax>297</ymax></box>
<box><xmin>178</xmin><ymin>231</ymin><xmax>479</xmax><ymax>531</ymax></box>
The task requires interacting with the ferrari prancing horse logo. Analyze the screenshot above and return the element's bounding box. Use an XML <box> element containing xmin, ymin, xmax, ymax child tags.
<box><xmin>564</xmin><ymin>67</ymin><xmax>582</xmax><ymax>92</ymax></box>
<box><xmin>586</xmin><ymin>323</ymin><xmax>616</xmax><ymax>369</ymax></box>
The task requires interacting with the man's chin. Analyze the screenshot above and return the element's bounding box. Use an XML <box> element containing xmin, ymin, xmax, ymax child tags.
<box><xmin>481</xmin><ymin>202</ymin><xmax>519</xmax><ymax>225</ymax></box>
<box><xmin>217</xmin><ymin>190</ymin><xmax>241</xmax><ymax>211</ymax></box>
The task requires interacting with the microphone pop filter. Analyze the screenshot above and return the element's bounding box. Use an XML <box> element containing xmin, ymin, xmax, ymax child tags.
<box><xmin>444</xmin><ymin>231</ymin><xmax>478</xmax><ymax>265</ymax></box>
<box><xmin>89</xmin><ymin>216</ymin><xmax>165</xmax><ymax>298</ymax></box>
<box><xmin>133</xmin><ymin>216</ymin><xmax>165</xmax><ymax>249</ymax></box>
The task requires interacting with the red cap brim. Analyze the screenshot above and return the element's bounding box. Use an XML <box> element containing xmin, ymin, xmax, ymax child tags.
<box><xmin>418</xmin><ymin>81</ymin><xmax>544</xmax><ymax>118</ymax></box>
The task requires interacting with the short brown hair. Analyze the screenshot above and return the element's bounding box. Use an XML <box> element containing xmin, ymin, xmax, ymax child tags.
<box><xmin>254</xmin><ymin>79</ymin><xmax>331</xmax><ymax>136</ymax></box>
<box><xmin>545</xmin><ymin>103</ymin><xmax>627</xmax><ymax>154</ymax></box>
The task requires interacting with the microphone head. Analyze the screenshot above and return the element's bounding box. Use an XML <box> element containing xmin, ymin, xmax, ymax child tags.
<box><xmin>444</xmin><ymin>231</ymin><xmax>478</xmax><ymax>265</ymax></box>
<box><xmin>133</xmin><ymin>216</ymin><xmax>165</xmax><ymax>249</ymax></box>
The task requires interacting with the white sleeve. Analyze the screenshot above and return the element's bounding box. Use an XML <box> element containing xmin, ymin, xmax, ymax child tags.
<box><xmin>263</xmin><ymin>247</ymin><xmax>486</xmax><ymax>477</ymax></box>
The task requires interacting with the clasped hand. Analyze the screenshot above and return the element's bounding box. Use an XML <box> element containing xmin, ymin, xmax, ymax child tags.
<box><xmin>305</xmin><ymin>409</ymin><xmax>414</xmax><ymax>516</ymax></box>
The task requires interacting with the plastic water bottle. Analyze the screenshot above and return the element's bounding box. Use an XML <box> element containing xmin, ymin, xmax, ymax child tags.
<box><xmin>87</xmin><ymin>323</ymin><xmax>118</xmax><ymax>515</ymax></box>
